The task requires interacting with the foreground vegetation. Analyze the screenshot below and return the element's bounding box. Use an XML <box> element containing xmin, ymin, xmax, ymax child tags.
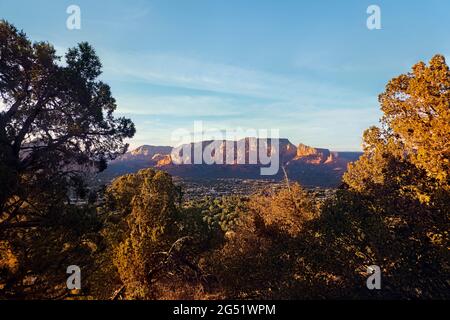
<box><xmin>0</xmin><ymin>21</ymin><xmax>448</xmax><ymax>299</ymax></box>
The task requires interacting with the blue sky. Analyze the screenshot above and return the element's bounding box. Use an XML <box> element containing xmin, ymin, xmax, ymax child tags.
<box><xmin>1</xmin><ymin>0</ymin><xmax>449</xmax><ymax>150</ymax></box>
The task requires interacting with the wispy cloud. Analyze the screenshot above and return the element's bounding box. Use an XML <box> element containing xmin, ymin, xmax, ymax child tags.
<box><xmin>101</xmin><ymin>51</ymin><xmax>370</xmax><ymax>104</ymax></box>
<box><xmin>115</xmin><ymin>95</ymin><xmax>245</xmax><ymax>117</ymax></box>
<box><xmin>99</xmin><ymin>50</ymin><xmax>381</xmax><ymax>150</ymax></box>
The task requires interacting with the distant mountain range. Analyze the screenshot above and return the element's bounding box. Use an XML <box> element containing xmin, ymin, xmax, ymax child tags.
<box><xmin>99</xmin><ymin>138</ymin><xmax>362</xmax><ymax>187</ymax></box>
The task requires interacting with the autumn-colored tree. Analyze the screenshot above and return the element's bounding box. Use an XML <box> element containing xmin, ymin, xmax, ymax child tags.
<box><xmin>209</xmin><ymin>56</ymin><xmax>449</xmax><ymax>300</ymax></box>
<box><xmin>104</xmin><ymin>169</ymin><xmax>217</xmax><ymax>299</ymax></box>
<box><xmin>339</xmin><ymin>55</ymin><xmax>450</xmax><ymax>298</ymax></box>
<box><xmin>206</xmin><ymin>183</ymin><xmax>319</xmax><ymax>299</ymax></box>
<box><xmin>379</xmin><ymin>55</ymin><xmax>449</xmax><ymax>184</ymax></box>
<box><xmin>249</xmin><ymin>182</ymin><xmax>317</xmax><ymax>237</ymax></box>
<box><xmin>345</xmin><ymin>55</ymin><xmax>449</xmax><ymax>198</ymax></box>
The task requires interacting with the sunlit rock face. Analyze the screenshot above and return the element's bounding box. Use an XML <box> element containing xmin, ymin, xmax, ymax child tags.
<box><xmin>294</xmin><ymin>143</ymin><xmax>332</xmax><ymax>164</ymax></box>
<box><xmin>154</xmin><ymin>154</ymin><xmax>172</xmax><ymax>167</ymax></box>
<box><xmin>101</xmin><ymin>139</ymin><xmax>362</xmax><ymax>187</ymax></box>
<box><xmin>119</xmin><ymin>145</ymin><xmax>173</xmax><ymax>162</ymax></box>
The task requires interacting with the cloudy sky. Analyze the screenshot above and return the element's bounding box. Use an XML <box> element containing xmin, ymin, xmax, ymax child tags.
<box><xmin>1</xmin><ymin>0</ymin><xmax>449</xmax><ymax>150</ymax></box>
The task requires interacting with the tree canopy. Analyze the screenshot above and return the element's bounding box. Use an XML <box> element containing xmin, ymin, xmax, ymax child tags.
<box><xmin>0</xmin><ymin>20</ymin><xmax>134</xmax><ymax>298</ymax></box>
<box><xmin>0</xmin><ymin>20</ymin><xmax>135</xmax><ymax>214</ymax></box>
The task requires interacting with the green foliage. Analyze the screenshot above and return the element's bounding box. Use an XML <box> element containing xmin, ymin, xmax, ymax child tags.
<box><xmin>103</xmin><ymin>169</ymin><xmax>178</xmax><ymax>298</ymax></box>
<box><xmin>0</xmin><ymin>19</ymin><xmax>135</xmax><ymax>212</ymax></box>
<box><xmin>103</xmin><ymin>168</ymin><xmax>218</xmax><ymax>299</ymax></box>
<box><xmin>185</xmin><ymin>196</ymin><xmax>248</xmax><ymax>233</ymax></box>
<box><xmin>0</xmin><ymin>203</ymin><xmax>104</xmax><ymax>299</ymax></box>
<box><xmin>203</xmin><ymin>184</ymin><xmax>319</xmax><ymax>299</ymax></box>
<box><xmin>0</xmin><ymin>20</ymin><xmax>134</xmax><ymax>299</ymax></box>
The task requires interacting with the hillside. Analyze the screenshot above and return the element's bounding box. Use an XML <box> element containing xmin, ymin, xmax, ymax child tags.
<box><xmin>100</xmin><ymin>139</ymin><xmax>362</xmax><ymax>187</ymax></box>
